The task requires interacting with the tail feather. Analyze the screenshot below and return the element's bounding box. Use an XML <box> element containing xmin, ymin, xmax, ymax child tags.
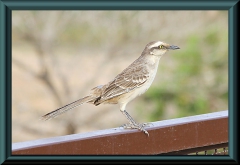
<box><xmin>41</xmin><ymin>96</ymin><xmax>94</xmax><ymax>121</ymax></box>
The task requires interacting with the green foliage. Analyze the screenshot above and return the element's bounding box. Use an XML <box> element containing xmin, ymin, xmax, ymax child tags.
<box><xmin>175</xmin><ymin>35</ymin><xmax>202</xmax><ymax>77</ymax></box>
<box><xmin>204</xmin><ymin>29</ymin><xmax>219</xmax><ymax>46</ymax></box>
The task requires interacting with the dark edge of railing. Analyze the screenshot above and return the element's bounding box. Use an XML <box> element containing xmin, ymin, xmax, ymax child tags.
<box><xmin>12</xmin><ymin>110</ymin><xmax>228</xmax><ymax>155</ymax></box>
<box><xmin>161</xmin><ymin>142</ymin><xmax>228</xmax><ymax>155</ymax></box>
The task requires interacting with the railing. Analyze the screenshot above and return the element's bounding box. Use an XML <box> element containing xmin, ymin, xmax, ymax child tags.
<box><xmin>12</xmin><ymin>110</ymin><xmax>228</xmax><ymax>155</ymax></box>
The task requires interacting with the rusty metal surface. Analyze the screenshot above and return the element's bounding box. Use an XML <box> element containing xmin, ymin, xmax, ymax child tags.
<box><xmin>12</xmin><ymin>110</ymin><xmax>228</xmax><ymax>155</ymax></box>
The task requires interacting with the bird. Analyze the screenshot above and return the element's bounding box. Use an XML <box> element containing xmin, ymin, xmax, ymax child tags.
<box><xmin>41</xmin><ymin>41</ymin><xmax>180</xmax><ymax>136</ymax></box>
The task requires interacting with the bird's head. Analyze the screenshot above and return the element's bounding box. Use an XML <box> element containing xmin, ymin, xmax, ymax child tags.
<box><xmin>143</xmin><ymin>41</ymin><xmax>180</xmax><ymax>56</ymax></box>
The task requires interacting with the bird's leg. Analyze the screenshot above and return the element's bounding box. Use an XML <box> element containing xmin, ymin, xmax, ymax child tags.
<box><xmin>121</xmin><ymin>110</ymin><xmax>150</xmax><ymax>136</ymax></box>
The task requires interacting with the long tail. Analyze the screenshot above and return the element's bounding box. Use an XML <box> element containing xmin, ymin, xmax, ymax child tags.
<box><xmin>41</xmin><ymin>96</ymin><xmax>94</xmax><ymax>121</ymax></box>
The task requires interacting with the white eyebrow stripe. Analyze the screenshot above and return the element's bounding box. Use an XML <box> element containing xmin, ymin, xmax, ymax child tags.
<box><xmin>148</xmin><ymin>41</ymin><xmax>163</xmax><ymax>49</ymax></box>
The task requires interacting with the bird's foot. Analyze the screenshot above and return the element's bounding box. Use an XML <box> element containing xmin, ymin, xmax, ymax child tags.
<box><xmin>121</xmin><ymin>122</ymin><xmax>151</xmax><ymax>137</ymax></box>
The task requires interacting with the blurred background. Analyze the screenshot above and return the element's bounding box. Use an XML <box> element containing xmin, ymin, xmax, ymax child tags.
<box><xmin>12</xmin><ymin>11</ymin><xmax>228</xmax><ymax>143</ymax></box>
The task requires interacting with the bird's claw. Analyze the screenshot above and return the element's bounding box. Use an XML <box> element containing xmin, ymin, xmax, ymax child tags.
<box><xmin>121</xmin><ymin>122</ymin><xmax>151</xmax><ymax>137</ymax></box>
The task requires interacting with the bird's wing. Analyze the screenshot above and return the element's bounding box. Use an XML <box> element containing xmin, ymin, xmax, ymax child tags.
<box><xmin>96</xmin><ymin>64</ymin><xmax>150</xmax><ymax>102</ymax></box>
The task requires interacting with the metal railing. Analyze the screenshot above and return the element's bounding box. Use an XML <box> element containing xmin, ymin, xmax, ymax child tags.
<box><xmin>12</xmin><ymin>110</ymin><xmax>228</xmax><ymax>155</ymax></box>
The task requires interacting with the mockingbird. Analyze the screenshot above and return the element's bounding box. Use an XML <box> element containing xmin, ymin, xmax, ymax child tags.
<box><xmin>42</xmin><ymin>41</ymin><xmax>180</xmax><ymax>136</ymax></box>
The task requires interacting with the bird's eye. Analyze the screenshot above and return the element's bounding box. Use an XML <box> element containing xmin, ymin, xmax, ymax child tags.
<box><xmin>159</xmin><ymin>45</ymin><xmax>164</xmax><ymax>49</ymax></box>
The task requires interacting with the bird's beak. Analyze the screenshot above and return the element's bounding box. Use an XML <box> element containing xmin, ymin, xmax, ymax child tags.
<box><xmin>168</xmin><ymin>45</ymin><xmax>180</xmax><ymax>50</ymax></box>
